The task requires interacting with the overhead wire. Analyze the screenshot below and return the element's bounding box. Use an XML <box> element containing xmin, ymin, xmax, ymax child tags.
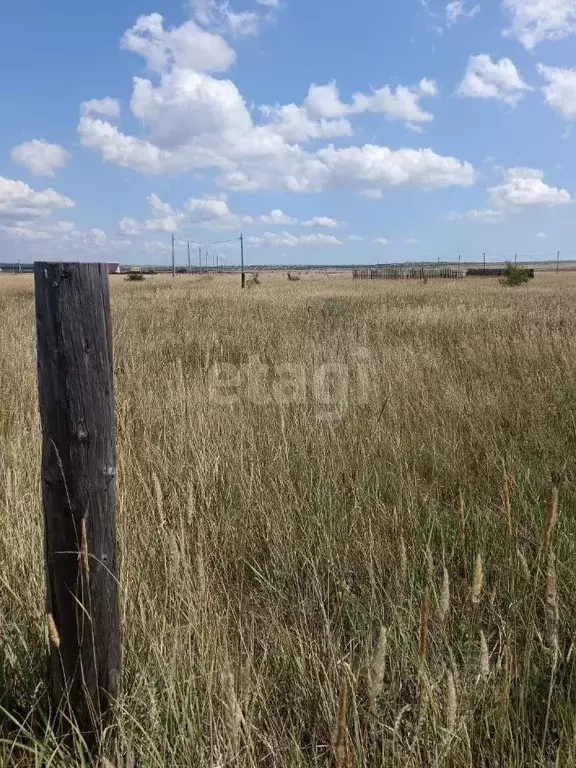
<box><xmin>175</xmin><ymin>235</ymin><xmax>241</xmax><ymax>246</ymax></box>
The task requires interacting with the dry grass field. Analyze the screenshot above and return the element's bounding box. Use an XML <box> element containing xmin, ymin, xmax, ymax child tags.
<box><xmin>2</xmin><ymin>270</ymin><xmax>576</xmax><ymax>767</ymax></box>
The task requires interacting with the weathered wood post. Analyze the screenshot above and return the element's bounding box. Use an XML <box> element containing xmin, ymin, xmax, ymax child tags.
<box><xmin>240</xmin><ymin>233</ymin><xmax>245</xmax><ymax>289</ymax></box>
<box><xmin>34</xmin><ymin>262</ymin><xmax>120</xmax><ymax>745</ymax></box>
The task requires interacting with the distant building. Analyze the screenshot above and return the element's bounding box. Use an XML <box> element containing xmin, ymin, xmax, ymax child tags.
<box><xmin>108</xmin><ymin>263</ymin><xmax>121</xmax><ymax>274</ymax></box>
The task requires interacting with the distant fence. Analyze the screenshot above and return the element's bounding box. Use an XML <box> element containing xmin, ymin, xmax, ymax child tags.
<box><xmin>466</xmin><ymin>267</ymin><xmax>535</xmax><ymax>278</ymax></box>
<box><xmin>0</xmin><ymin>262</ymin><xmax>34</xmax><ymax>273</ymax></box>
<box><xmin>353</xmin><ymin>266</ymin><xmax>463</xmax><ymax>280</ymax></box>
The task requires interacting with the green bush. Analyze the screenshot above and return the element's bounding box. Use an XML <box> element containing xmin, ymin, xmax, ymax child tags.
<box><xmin>126</xmin><ymin>272</ymin><xmax>145</xmax><ymax>282</ymax></box>
<box><xmin>503</xmin><ymin>262</ymin><xmax>532</xmax><ymax>286</ymax></box>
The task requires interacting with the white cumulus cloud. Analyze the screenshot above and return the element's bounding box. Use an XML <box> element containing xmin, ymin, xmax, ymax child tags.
<box><xmin>502</xmin><ymin>0</ymin><xmax>576</xmax><ymax>49</ymax></box>
<box><xmin>0</xmin><ymin>176</ymin><xmax>74</xmax><ymax>218</ymax></box>
<box><xmin>489</xmin><ymin>167</ymin><xmax>572</xmax><ymax>207</ymax></box>
<box><xmin>458</xmin><ymin>55</ymin><xmax>532</xmax><ymax>105</ymax></box>
<box><xmin>248</xmin><ymin>231</ymin><xmax>343</xmax><ymax>247</ymax></box>
<box><xmin>538</xmin><ymin>64</ymin><xmax>576</xmax><ymax>119</ymax></box>
<box><xmin>81</xmin><ymin>97</ymin><xmax>121</xmax><ymax>117</ymax></box>
<box><xmin>302</xmin><ymin>216</ymin><xmax>340</xmax><ymax>228</ymax></box>
<box><xmin>374</xmin><ymin>237</ymin><xmax>389</xmax><ymax>246</ymax></box>
<box><xmin>261</xmin><ymin>76</ymin><xmax>439</xmax><ymax>140</ymax></box>
<box><xmin>304</xmin><ymin>82</ymin><xmax>351</xmax><ymax>119</ymax></box>
<box><xmin>0</xmin><ymin>220</ymin><xmax>127</xmax><ymax>259</ymax></box>
<box><xmin>259</xmin><ymin>103</ymin><xmax>353</xmax><ymax>142</ymax></box>
<box><xmin>186</xmin><ymin>195</ymin><xmax>253</xmax><ymax>227</ymax></box>
<box><xmin>260</xmin><ymin>209</ymin><xmax>297</xmax><ymax>224</ymax></box>
<box><xmin>80</xmin><ymin>228</ymin><xmax>107</xmax><ymax>246</ymax></box>
<box><xmin>120</xmin><ymin>193</ymin><xmax>253</xmax><ymax>234</ymax></box>
<box><xmin>121</xmin><ymin>13</ymin><xmax>235</xmax><ymax>73</ymax></box>
<box><xmin>310</xmin><ymin>144</ymin><xmax>475</xmax><ymax>193</ymax></box>
<box><xmin>0</xmin><ymin>219</ymin><xmax>76</xmax><ymax>241</ymax></box>
<box><xmin>453</xmin><ymin>167</ymin><xmax>572</xmax><ymax>221</ymax></box>
<box><xmin>189</xmin><ymin>0</ymin><xmax>260</xmax><ymax>37</ymax></box>
<box><xmin>446</xmin><ymin>0</ymin><xmax>480</xmax><ymax>24</ymax></box>
<box><xmin>119</xmin><ymin>217</ymin><xmax>141</xmax><ymax>236</ymax></box>
<box><xmin>351</xmin><ymin>78</ymin><xmax>438</xmax><ymax>126</ymax></box>
<box><xmin>144</xmin><ymin>239</ymin><xmax>171</xmax><ymax>256</ymax></box>
<box><xmin>450</xmin><ymin>207</ymin><xmax>504</xmax><ymax>222</ymax></box>
<box><xmin>78</xmin><ymin>14</ymin><xmax>475</xmax><ymax>197</ymax></box>
<box><xmin>11</xmin><ymin>139</ymin><xmax>69</xmax><ymax>177</ymax></box>
<box><xmin>303</xmin><ymin>78</ymin><xmax>439</xmax><ymax>127</ymax></box>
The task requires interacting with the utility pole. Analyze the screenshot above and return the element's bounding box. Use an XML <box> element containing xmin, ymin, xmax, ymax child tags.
<box><xmin>171</xmin><ymin>233</ymin><xmax>175</xmax><ymax>278</ymax></box>
<box><xmin>187</xmin><ymin>241</ymin><xmax>191</xmax><ymax>270</ymax></box>
<box><xmin>483</xmin><ymin>252</ymin><xmax>486</xmax><ymax>271</ymax></box>
<box><xmin>514</xmin><ymin>253</ymin><xmax>518</xmax><ymax>264</ymax></box>
<box><xmin>216</xmin><ymin>253</ymin><xmax>219</xmax><ymax>269</ymax></box>
<box><xmin>557</xmin><ymin>250</ymin><xmax>560</xmax><ymax>274</ymax></box>
<box><xmin>198</xmin><ymin>246</ymin><xmax>202</xmax><ymax>270</ymax></box>
<box><xmin>240</xmin><ymin>233</ymin><xmax>245</xmax><ymax>289</ymax></box>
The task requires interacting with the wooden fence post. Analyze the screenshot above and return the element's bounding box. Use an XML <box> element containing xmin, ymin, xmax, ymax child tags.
<box><xmin>34</xmin><ymin>262</ymin><xmax>120</xmax><ymax>745</ymax></box>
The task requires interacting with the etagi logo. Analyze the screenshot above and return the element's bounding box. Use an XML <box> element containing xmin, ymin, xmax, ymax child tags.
<box><xmin>208</xmin><ymin>348</ymin><xmax>373</xmax><ymax>421</ymax></box>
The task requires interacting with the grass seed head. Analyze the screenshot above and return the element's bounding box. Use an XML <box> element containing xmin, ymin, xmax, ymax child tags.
<box><xmin>545</xmin><ymin>550</ymin><xmax>559</xmax><ymax>654</ymax></box>
<box><xmin>517</xmin><ymin>549</ymin><xmax>531</xmax><ymax>581</ymax></box>
<box><xmin>334</xmin><ymin>674</ymin><xmax>349</xmax><ymax>768</ymax></box>
<box><xmin>47</xmin><ymin>613</ymin><xmax>60</xmax><ymax>649</ymax></box>
<box><xmin>368</xmin><ymin>626</ymin><xmax>388</xmax><ymax>715</ymax></box>
<box><xmin>419</xmin><ymin>587</ymin><xmax>429</xmax><ymax>667</ymax></box>
<box><xmin>457</xmin><ymin>488</ymin><xmax>466</xmax><ymax>550</ymax></box>
<box><xmin>446</xmin><ymin>670</ymin><xmax>457</xmax><ymax>731</ymax></box>
<box><xmin>543</xmin><ymin>486</ymin><xmax>558</xmax><ymax>553</ymax></box>
<box><xmin>440</xmin><ymin>566</ymin><xmax>450</xmax><ymax>621</ymax></box>
<box><xmin>479</xmin><ymin>630</ymin><xmax>490</xmax><ymax>678</ymax></box>
<box><xmin>80</xmin><ymin>516</ymin><xmax>90</xmax><ymax>576</ymax></box>
<box><xmin>399</xmin><ymin>534</ymin><xmax>407</xmax><ymax>586</ymax></box>
<box><xmin>472</xmin><ymin>553</ymin><xmax>484</xmax><ymax>605</ymax></box>
<box><xmin>221</xmin><ymin>665</ymin><xmax>242</xmax><ymax>755</ymax></box>
<box><xmin>502</xmin><ymin>458</ymin><xmax>513</xmax><ymax>539</ymax></box>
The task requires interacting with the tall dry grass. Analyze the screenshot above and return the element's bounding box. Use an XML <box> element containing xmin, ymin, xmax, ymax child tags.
<box><xmin>2</xmin><ymin>270</ymin><xmax>576</xmax><ymax>766</ymax></box>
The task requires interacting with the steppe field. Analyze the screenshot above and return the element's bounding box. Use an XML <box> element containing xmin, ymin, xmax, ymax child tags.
<box><xmin>2</xmin><ymin>269</ymin><xmax>576</xmax><ymax>767</ymax></box>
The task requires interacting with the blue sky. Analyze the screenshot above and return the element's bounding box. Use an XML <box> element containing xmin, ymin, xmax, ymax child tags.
<box><xmin>1</xmin><ymin>0</ymin><xmax>576</xmax><ymax>265</ymax></box>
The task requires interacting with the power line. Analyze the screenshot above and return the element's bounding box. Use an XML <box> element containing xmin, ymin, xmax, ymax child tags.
<box><xmin>171</xmin><ymin>232</ymin><xmax>246</xmax><ymax>288</ymax></box>
<box><xmin>175</xmin><ymin>235</ymin><xmax>241</xmax><ymax>246</ymax></box>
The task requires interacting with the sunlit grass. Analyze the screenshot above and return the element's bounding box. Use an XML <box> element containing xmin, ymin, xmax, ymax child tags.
<box><xmin>2</xmin><ymin>270</ymin><xmax>576</xmax><ymax>766</ymax></box>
